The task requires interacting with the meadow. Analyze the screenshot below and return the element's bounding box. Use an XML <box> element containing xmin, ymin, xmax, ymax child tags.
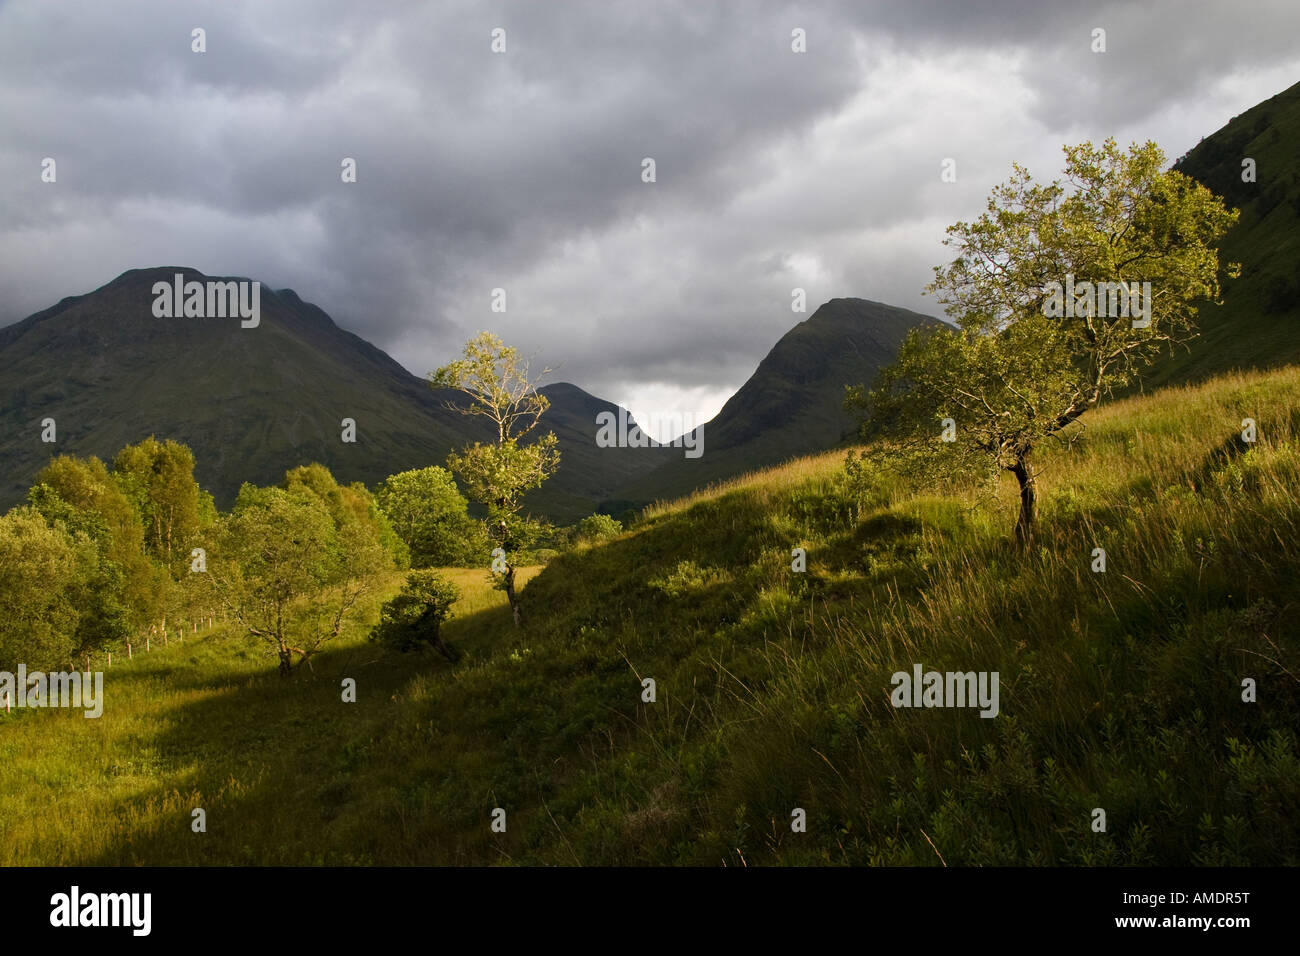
<box><xmin>2</xmin><ymin>366</ymin><xmax>1297</xmax><ymax>865</ymax></box>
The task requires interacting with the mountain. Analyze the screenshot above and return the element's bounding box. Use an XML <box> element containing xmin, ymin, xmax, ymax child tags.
<box><xmin>1147</xmin><ymin>79</ymin><xmax>1300</xmax><ymax>387</ymax></box>
<box><xmin>0</xmin><ymin>267</ymin><xmax>660</xmax><ymax>520</ymax></box>
<box><xmin>609</xmin><ymin>298</ymin><xmax>941</xmax><ymax>507</ymax></box>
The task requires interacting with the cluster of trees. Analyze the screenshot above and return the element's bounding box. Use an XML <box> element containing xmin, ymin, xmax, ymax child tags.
<box><xmin>0</xmin><ymin>413</ymin><xmax>620</xmax><ymax>676</ymax></box>
<box><xmin>0</xmin><ymin>438</ymin><xmax>212</xmax><ymax>673</ymax></box>
<box><xmin>0</xmin><ymin>443</ymin><xmax>419</xmax><ymax>677</ymax></box>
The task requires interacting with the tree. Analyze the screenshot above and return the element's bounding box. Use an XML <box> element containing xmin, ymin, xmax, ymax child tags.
<box><xmin>374</xmin><ymin>466</ymin><xmax>483</xmax><ymax>567</ymax></box>
<box><xmin>846</xmin><ymin>139</ymin><xmax>1239</xmax><ymax>544</ymax></box>
<box><xmin>113</xmin><ymin>437</ymin><xmax>203</xmax><ymax>575</ymax></box>
<box><xmin>369</xmin><ymin>569</ymin><xmax>460</xmax><ymax>661</ymax></box>
<box><xmin>112</xmin><ymin>438</ymin><xmax>208</xmax><ymax>639</ymax></box>
<box><xmin>281</xmin><ymin>464</ymin><xmax>402</xmax><ymax>576</ymax></box>
<box><xmin>208</xmin><ymin>484</ymin><xmax>363</xmax><ymax>677</ymax></box>
<box><xmin>0</xmin><ymin>508</ymin><xmax>94</xmax><ymax>672</ymax></box>
<box><xmin>27</xmin><ymin>454</ymin><xmax>159</xmax><ymax>644</ymax></box>
<box><xmin>431</xmin><ymin>332</ymin><xmax>561</xmax><ymax>625</ymax></box>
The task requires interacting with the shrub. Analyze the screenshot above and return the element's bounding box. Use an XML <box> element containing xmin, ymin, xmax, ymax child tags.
<box><xmin>369</xmin><ymin>570</ymin><xmax>461</xmax><ymax>660</ymax></box>
<box><xmin>576</xmin><ymin>513</ymin><xmax>622</xmax><ymax>543</ymax></box>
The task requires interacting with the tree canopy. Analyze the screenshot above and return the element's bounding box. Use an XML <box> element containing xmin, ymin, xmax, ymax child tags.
<box><xmin>374</xmin><ymin>465</ymin><xmax>482</xmax><ymax>567</ymax></box>
<box><xmin>848</xmin><ymin>138</ymin><xmax>1239</xmax><ymax>543</ymax></box>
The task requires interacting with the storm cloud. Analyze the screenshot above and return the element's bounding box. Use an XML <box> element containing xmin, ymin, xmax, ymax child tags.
<box><xmin>2</xmin><ymin>0</ymin><xmax>1297</xmax><ymax>430</ymax></box>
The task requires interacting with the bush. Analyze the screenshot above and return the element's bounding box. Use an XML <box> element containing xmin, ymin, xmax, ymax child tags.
<box><xmin>576</xmin><ymin>513</ymin><xmax>622</xmax><ymax>543</ymax></box>
<box><xmin>369</xmin><ymin>570</ymin><xmax>461</xmax><ymax>660</ymax></box>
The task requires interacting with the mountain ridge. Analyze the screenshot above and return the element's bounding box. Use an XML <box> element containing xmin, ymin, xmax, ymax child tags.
<box><xmin>0</xmin><ymin>266</ymin><xmax>663</xmax><ymax>519</ymax></box>
<box><xmin>607</xmin><ymin>297</ymin><xmax>943</xmax><ymax>508</ymax></box>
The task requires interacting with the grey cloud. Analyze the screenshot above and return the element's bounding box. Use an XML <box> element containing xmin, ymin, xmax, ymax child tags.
<box><xmin>1</xmin><ymin>0</ymin><xmax>1296</xmax><ymax>415</ymax></box>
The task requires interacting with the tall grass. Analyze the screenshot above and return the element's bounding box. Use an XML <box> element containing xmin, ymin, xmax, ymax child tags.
<box><xmin>2</xmin><ymin>367</ymin><xmax>1297</xmax><ymax>865</ymax></box>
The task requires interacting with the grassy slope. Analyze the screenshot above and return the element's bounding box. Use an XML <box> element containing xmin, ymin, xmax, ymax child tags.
<box><xmin>2</xmin><ymin>368</ymin><xmax>1298</xmax><ymax>865</ymax></box>
<box><xmin>1147</xmin><ymin>81</ymin><xmax>1300</xmax><ymax>388</ymax></box>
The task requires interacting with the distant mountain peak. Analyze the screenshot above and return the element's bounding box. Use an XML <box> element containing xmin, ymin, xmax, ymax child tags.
<box><xmin>0</xmin><ymin>269</ymin><xmax>664</xmax><ymax>519</ymax></box>
<box><xmin>610</xmin><ymin>296</ymin><xmax>940</xmax><ymax>506</ymax></box>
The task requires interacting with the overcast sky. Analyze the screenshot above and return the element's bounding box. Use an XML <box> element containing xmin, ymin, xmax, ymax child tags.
<box><xmin>2</xmin><ymin>0</ymin><xmax>1298</xmax><ymax>436</ymax></box>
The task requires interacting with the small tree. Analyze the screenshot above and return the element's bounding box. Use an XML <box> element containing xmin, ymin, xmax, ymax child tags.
<box><xmin>374</xmin><ymin>465</ymin><xmax>483</xmax><ymax>566</ymax></box>
<box><xmin>369</xmin><ymin>570</ymin><xmax>460</xmax><ymax>661</ymax></box>
<box><xmin>282</xmin><ymin>463</ymin><xmax>401</xmax><ymax>575</ymax></box>
<box><xmin>27</xmin><ymin>455</ymin><xmax>155</xmax><ymax>647</ymax></box>
<box><xmin>431</xmin><ymin>332</ymin><xmax>561</xmax><ymax>625</ymax></box>
<box><xmin>847</xmin><ymin>139</ymin><xmax>1239</xmax><ymax>545</ymax></box>
<box><xmin>208</xmin><ymin>485</ymin><xmax>364</xmax><ymax>677</ymax></box>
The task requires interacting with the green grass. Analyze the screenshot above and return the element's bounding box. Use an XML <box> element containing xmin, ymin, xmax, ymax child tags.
<box><xmin>2</xmin><ymin>367</ymin><xmax>1299</xmax><ymax>865</ymax></box>
<box><xmin>1153</xmin><ymin>80</ymin><xmax>1300</xmax><ymax>387</ymax></box>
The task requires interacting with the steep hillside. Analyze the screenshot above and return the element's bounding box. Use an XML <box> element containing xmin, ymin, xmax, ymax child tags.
<box><xmin>9</xmin><ymin>365</ymin><xmax>1295</xmax><ymax>866</ymax></box>
<box><xmin>0</xmin><ymin>267</ymin><xmax>659</xmax><ymax>519</ymax></box>
<box><xmin>1150</xmin><ymin>79</ymin><xmax>1300</xmax><ymax>386</ymax></box>
<box><xmin>611</xmin><ymin>297</ymin><xmax>940</xmax><ymax>507</ymax></box>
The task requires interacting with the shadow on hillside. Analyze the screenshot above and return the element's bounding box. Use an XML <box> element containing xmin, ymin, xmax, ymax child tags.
<box><xmin>79</xmin><ymin>488</ymin><xmax>859</xmax><ymax>864</ymax></box>
<box><xmin>77</xmin><ymin>481</ymin><xmax>1007</xmax><ymax>864</ymax></box>
<box><xmin>79</xmin><ymin>592</ymin><xmax>519</xmax><ymax>866</ymax></box>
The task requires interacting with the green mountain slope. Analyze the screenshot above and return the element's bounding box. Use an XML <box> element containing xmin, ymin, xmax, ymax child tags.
<box><xmin>0</xmin><ymin>267</ymin><xmax>660</xmax><ymax>519</ymax></box>
<box><xmin>611</xmin><ymin>297</ymin><xmax>940</xmax><ymax>507</ymax></box>
<box><xmin>1148</xmin><ymin>79</ymin><xmax>1300</xmax><ymax>386</ymax></box>
<box><xmin>4</xmin><ymin>364</ymin><xmax>1296</xmax><ymax>865</ymax></box>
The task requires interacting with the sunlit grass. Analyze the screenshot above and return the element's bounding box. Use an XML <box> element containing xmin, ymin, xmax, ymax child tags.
<box><xmin>2</xmin><ymin>365</ymin><xmax>1298</xmax><ymax>865</ymax></box>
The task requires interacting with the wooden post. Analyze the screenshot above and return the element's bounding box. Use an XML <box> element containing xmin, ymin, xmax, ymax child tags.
<box><xmin>127</xmin><ymin>642</ymin><xmax>132</xmax><ymax>660</ymax></box>
<box><xmin>146</xmin><ymin>635</ymin><xmax>150</xmax><ymax>652</ymax></box>
<box><xmin>108</xmin><ymin>651</ymin><xmax>112</xmax><ymax>667</ymax></box>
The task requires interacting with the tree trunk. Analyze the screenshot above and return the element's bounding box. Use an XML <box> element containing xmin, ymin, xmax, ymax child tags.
<box><xmin>414</xmin><ymin>608</ymin><xmax>458</xmax><ymax>662</ymax></box>
<box><xmin>429</xmin><ymin>624</ymin><xmax>458</xmax><ymax>662</ymax></box>
<box><xmin>503</xmin><ymin>565</ymin><xmax>521</xmax><ymax>627</ymax></box>
<box><xmin>1011</xmin><ymin>457</ymin><xmax>1037</xmax><ymax>547</ymax></box>
<box><xmin>278</xmin><ymin>645</ymin><xmax>293</xmax><ymax>677</ymax></box>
